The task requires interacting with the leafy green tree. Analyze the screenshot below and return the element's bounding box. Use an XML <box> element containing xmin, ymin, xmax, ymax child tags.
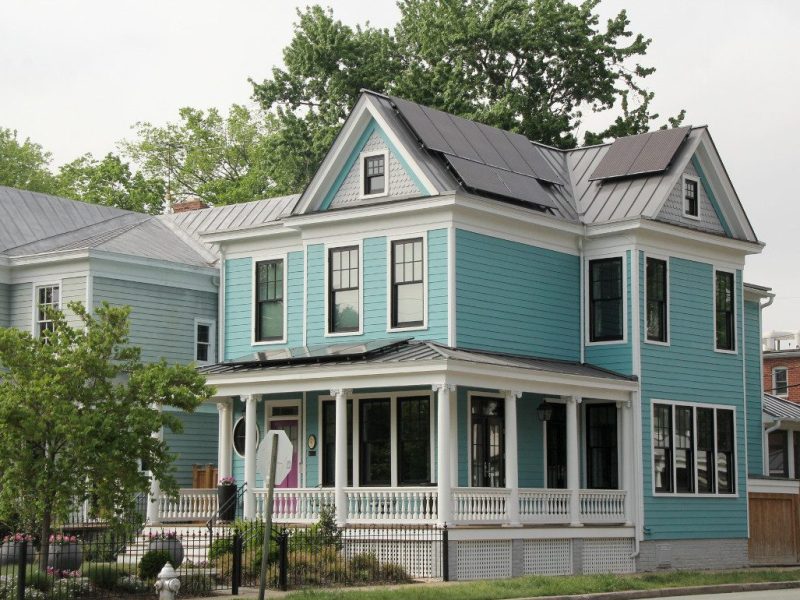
<box><xmin>0</xmin><ymin>127</ymin><xmax>58</xmax><ymax>193</ymax></box>
<box><xmin>0</xmin><ymin>302</ymin><xmax>213</xmax><ymax>570</ymax></box>
<box><xmin>56</xmin><ymin>153</ymin><xmax>166</xmax><ymax>214</ymax></box>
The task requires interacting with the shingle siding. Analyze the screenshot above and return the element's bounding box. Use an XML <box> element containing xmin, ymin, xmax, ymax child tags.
<box><xmin>656</xmin><ymin>159</ymin><xmax>726</xmax><ymax>235</ymax></box>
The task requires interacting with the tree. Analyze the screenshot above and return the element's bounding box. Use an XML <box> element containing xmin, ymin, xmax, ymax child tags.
<box><xmin>0</xmin><ymin>127</ymin><xmax>58</xmax><ymax>193</ymax></box>
<box><xmin>0</xmin><ymin>302</ymin><xmax>213</xmax><ymax>570</ymax></box>
<box><xmin>55</xmin><ymin>153</ymin><xmax>166</xmax><ymax>214</ymax></box>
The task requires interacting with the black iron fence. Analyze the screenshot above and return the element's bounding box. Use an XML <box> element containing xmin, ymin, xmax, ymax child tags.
<box><xmin>0</xmin><ymin>518</ymin><xmax>445</xmax><ymax>599</ymax></box>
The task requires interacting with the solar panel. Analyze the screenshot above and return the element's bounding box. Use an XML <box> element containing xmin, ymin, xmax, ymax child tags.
<box><xmin>227</xmin><ymin>338</ymin><xmax>411</xmax><ymax>365</ymax></box>
<box><xmin>589</xmin><ymin>126</ymin><xmax>690</xmax><ymax>181</ymax></box>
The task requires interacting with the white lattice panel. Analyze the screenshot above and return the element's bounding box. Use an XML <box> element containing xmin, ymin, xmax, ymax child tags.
<box><xmin>342</xmin><ymin>530</ymin><xmax>441</xmax><ymax>578</ymax></box>
<box><xmin>582</xmin><ymin>538</ymin><xmax>635</xmax><ymax>574</ymax></box>
<box><xmin>455</xmin><ymin>540</ymin><xmax>512</xmax><ymax>580</ymax></box>
<box><xmin>523</xmin><ymin>539</ymin><xmax>573</xmax><ymax>575</ymax></box>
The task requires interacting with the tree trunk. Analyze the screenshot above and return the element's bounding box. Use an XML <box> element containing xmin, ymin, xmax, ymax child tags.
<box><xmin>38</xmin><ymin>507</ymin><xmax>51</xmax><ymax>573</ymax></box>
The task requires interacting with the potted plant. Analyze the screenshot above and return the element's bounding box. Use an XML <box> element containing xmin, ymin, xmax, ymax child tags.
<box><xmin>217</xmin><ymin>476</ymin><xmax>237</xmax><ymax>522</ymax></box>
<box><xmin>48</xmin><ymin>533</ymin><xmax>82</xmax><ymax>572</ymax></box>
<box><xmin>0</xmin><ymin>533</ymin><xmax>33</xmax><ymax>565</ymax></box>
<box><xmin>147</xmin><ymin>531</ymin><xmax>183</xmax><ymax>567</ymax></box>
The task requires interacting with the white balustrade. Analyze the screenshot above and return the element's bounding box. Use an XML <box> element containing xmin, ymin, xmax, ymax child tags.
<box><xmin>347</xmin><ymin>488</ymin><xmax>438</xmax><ymax>523</ymax></box>
<box><xmin>452</xmin><ymin>487</ymin><xmax>510</xmax><ymax>522</ymax></box>
<box><xmin>519</xmin><ymin>489</ymin><xmax>571</xmax><ymax>524</ymax></box>
<box><xmin>253</xmin><ymin>488</ymin><xmax>336</xmax><ymax>522</ymax></box>
<box><xmin>579</xmin><ymin>489</ymin><xmax>627</xmax><ymax>523</ymax></box>
<box><xmin>158</xmin><ymin>489</ymin><xmax>218</xmax><ymax>522</ymax></box>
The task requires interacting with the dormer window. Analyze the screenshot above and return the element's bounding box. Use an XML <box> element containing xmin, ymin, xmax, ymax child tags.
<box><xmin>683</xmin><ymin>176</ymin><xmax>699</xmax><ymax>219</ymax></box>
<box><xmin>361</xmin><ymin>151</ymin><xmax>388</xmax><ymax>198</ymax></box>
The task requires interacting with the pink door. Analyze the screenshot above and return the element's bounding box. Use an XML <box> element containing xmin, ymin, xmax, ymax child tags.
<box><xmin>270</xmin><ymin>419</ymin><xmax>299</xmax><ymax>488</ymax></box>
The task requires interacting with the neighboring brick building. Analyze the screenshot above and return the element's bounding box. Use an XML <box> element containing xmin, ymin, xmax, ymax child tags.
<box><xmin>763</xmin><ymin>350</ymin><xmax>800</xmax><ymax>402</ymax></box>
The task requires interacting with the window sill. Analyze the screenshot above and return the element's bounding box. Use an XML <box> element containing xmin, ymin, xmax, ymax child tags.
<box><xmin>714</xmin><ymin>347</ymin><xmax>738</xmax><ymax>355</ymax></box>
<box><xmin>359</xmin><ymin>191</ymin><xmax>389</xmax><ymax>201</ymax></box>
<box><xmin>324</xmin><ymin>330</ymin><xmax>364</xmax><ymax>338</ymax></box>
<box><xmin>252</xmin><ymin>339</ymin><xmax>288</xmax><ymax>346</ymax></box>
<box><xmin>387</xmin><ymin>325</ymin><xmax>428</xmax><ymax>333</ymax></box>
<box><xmin>644</xmin><ymin>338</ymin><xmax>670</xmax><ymax>347</ymax></box>
<box><xmin>586</xmin><ymin>338</ymin><xmax>627</xmax><ymax>347</ymax></box>
<box><xmin>652</xmin><ymin>492</ymin><xmax>738</xmax><ymax>499</ymax></box>
<box><xmin>682</xmin><ymin>212</ymin><xmax>701</xmax><ymax>221</ymax></box>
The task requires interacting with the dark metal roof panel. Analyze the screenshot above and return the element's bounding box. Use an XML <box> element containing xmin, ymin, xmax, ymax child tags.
<box><xmin>589</xmin><ymin>126</ymin><xmax>690</xmax><ymax>181</ymax></box>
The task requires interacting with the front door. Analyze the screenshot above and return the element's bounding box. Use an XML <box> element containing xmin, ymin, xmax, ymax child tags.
<box><xmin>269</xmin><ymin>418</ymin><xmax>299</xmax><ymax>488</ymax></box>
<box><xmin>471</xmin><ymin>396</ymin><xmax>505</xmax><ymax>488</ymax></box>
<box><xmin>585</xmin><ymin>403</ymin><xmax>618</xmax><ymax>489</ymax></box>
<box><xmin>546</xmin><ymin>403</ymin><xmax>567</xmax><ymax>488</ymax></box>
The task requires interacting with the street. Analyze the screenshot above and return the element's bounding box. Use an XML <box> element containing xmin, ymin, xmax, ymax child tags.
<box><xmin>664</xmin><ymin>590</ymin><xmax>800</xmax><ymax>600</ymax></box>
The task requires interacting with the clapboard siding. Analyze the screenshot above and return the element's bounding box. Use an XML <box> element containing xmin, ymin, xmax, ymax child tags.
<box><xmin>305</xmin><ymin>229</ymin><xmax>449</xmax><ymax>346</ymax></box>
<box><xmin>62</xmin><ymin>276</ymin><xmax>86</xmax><ymax>329</ymax></box>
<box><xmin>640</xmin><ymin>255</ymin><xmax>747</xmax><ymax>539</ymax></box>
<box><xmin>518</xmin><ymin>394</ymin><xmax>546</xmax><ymax>488</ymax></box>
<box><xmin>744</xmin><ymin>299</ymin><xmax>763</xmax><ymax>475</ymax></box>
<box><xmin>224</xmin><ymin>251</ymin><xmax>304</xmax><ymax>360</ymax></box>
<box><xmin>93</xmin><ymin>277</ymin><xmax>217</xmax><ymax>364</ymax></box>
<box><xmin>163</xmin><ymin>405</ymin><xmax>219</xmax><ymax>488</ymax></box>
<box><xmin>455</xmin><ymin>229</ymin><xmax>580</xmax><ymax>361</ymax></box>
<box><xmin>9</xmin><ymin>282</ymin><xmax>32</xmax><ymax>332</ymax></box>
<box><xmin>0</xmin><ymin>283</ymin><xmax>9</xmax><ymax>328</ymax></box>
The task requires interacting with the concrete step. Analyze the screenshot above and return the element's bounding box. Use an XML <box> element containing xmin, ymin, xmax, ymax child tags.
<box><xmin>117</xmin><ymin>525</ymin><xmax>233</xmax><ymax>567</ymax></box>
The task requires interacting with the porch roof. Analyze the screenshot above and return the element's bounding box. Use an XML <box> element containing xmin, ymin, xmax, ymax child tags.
<box><xmin>763</xmin><ymin>393</ymin><xmax>800</xmax><ymax>423</ymax></box>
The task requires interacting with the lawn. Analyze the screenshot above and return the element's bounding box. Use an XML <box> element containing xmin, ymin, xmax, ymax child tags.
<box><xmin>286</xmin><ymin>568</ymin><xmax>800</xmax><ymax>600</ymax></box>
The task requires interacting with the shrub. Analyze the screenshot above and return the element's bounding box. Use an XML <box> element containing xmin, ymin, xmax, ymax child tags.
<box><xmin>138</xmin><ymin>549</ymin><xmax>172</xmax><ymax>580</ymax></box>
<box><xmin>180</xmin><ymin>574</ymin><xmax>213</xmax><ymax>596</ymax></box>
<box><xmin>50</xmin><ymin>578</ymin><xmax>93</xmax><ymax>600</ymax></box>
<box><xmin>23</xmin><ymin>570</ymin><xmax>51</xmax><ymax>593</ymax></box>
<box><xmin>115</xmin><ymin>575</ymin><xmax>148</xmax><ymax>594</ymax></box>
<box><xmin>207</xmin><ymin>538</ymin><xmax>233</xmax><ymax>561</ymax></box>
<box><xmin>381</xmin><ymin>562</ymin><xmax>411</xmax><ymax>583</ymax></box>
<box><xmin>83</xmin><ymin>562</ymin><xmax>128</xmax><ymax>590</ymax></box>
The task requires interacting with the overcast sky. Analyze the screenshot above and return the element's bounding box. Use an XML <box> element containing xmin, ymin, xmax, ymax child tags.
<box><xmin>1</xmin><ymin>0</ymin><xmax>798</xmax><ymax>333</ymax></box>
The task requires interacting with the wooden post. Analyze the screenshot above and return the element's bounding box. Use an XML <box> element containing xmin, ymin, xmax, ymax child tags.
<box><xmin>257</xmin><ymin>433</ymin><xmax>279</xmax><ymax>600</ymax></box>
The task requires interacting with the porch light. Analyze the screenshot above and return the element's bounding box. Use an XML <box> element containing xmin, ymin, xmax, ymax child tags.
<box><xmin>537</xmin><ymin>399</ymin><xmax>554</xmax><ymax>422</ymax></box>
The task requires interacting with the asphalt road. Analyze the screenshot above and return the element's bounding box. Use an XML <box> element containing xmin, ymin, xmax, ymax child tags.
<box><xmin>664</xmin><ymin>590</ymin><xmax>800</xmax><ymax>599</ymax></box>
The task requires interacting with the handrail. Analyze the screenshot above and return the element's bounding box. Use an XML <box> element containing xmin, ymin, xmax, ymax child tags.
<box><xmin>206</xmin><ymin>483</ymin><xmax>246</xmax><ymax>532</ymax></box>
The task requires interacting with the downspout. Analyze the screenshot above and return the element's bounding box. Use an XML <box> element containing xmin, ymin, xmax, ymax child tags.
<box><xmin>579</xmin><ymin>235</ymin><xmax>585</xmax><ymax>364</ymax></box>
<box><xmin>759</xmin><ymin>293</ymin><xmax>775</xmax><ymax>475</ymax></box>
<box><xmin>218</xmin><ymin>245</ymin><xmax>226</xmax><ymax>362</ymax></box>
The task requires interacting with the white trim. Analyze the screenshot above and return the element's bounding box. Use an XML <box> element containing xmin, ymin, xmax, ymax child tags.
<box><xmin>713</xmin><ymin>267</ymin><xmax>738</xmax><ymax>354</ymax></box>
<box><xmin>264</xmin><ymin>398</ymin><xmax>301</xmax><ymax>486</ymax></box>
<box><xmin>447</xmin><ymin>225</ymin><xmax>456</xmax><ymax>347</ymax></box>
<box><xmin>682</xmin><ymin>174</ymin><xmax>701</xmax><ymax>220</ymax></box>
<box><xmin>643</xmin><ymin>252</ymin><xmax>670</xmax><ymax>346</ymax></box>
<box><xmin>466</xmin><ymin>390</ymin><xmax>505</xmax><ymax>488</ymax></box>
<box><xmin>385</xmin><ymin>232</ymin><xmax>428</xmax><ymax>333</ymax></box>
<box><xmin>747</xmin><ymin>477</ymin><xmax>800</xmax><ymax>495</ymax></box>
<box><xmin>251</xmin><ymin>252</ymin><xmax>289</xmax><ymax>346</ymax></box>
<box><xmin>772</xmin><ymin>366</ymin><xmax>789</xmax><ymax>398</ymax></box>
<box><xmin>232</xmin><ymin>415</ymin><xmax>259</xmax><ymax>459</ymax></box>
<box><xmin>31</xmin><ymin>280</ymin><xmax>61</xmax><ymax>336</ymax></box>
<box><xmin>219</xmin><ymin>246</ymin><xmax>226</xmax><ymax>360</ymax></box>
<box><xmin>194</xmin><ymin>318</ymin><xmax>216</xmax><ymax>365</ymax></box>
<box><xmin>650</xmin><ymin>399</ymin><xmax>739</xmax><ymax>498</ymax></box>
<box><xmin>324</xmin><ymin>240</ymin><xmax>364</xmax><ymax>337</ymax></box>
<box><xmin>359</xmin><ymin>150</ymin><xmax>390</xmax><ymax>201</ymax></box>
<box><xmin>584</xmin><ymin>251</ymin><xmax>628</xmax><ymax>346</ymax></box>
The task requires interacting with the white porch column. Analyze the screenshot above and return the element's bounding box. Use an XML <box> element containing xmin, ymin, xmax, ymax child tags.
<box><xmin>505</xmin><ymin>390</ymin><xmax>521</xmax><ymax>526</ymax></box>
<box><xmin>566</xmin><ymin>396</ymin><xmax>582</xmax><ymax>527</ymax></box>
<box><xmin>146</xmin><ymin>427</ymin><xmax>163</xmax><ymax>525</ymax></box>
<box><xmin>217</xmin><ymin>400</ymin><xmax>233</xmax><ymax>480</ymax></box>
<box><xmin>243</xmin><ymin>394</ymin><xmax>258</xmax><ymax>520</ymax></box>
<box><xmin>332</xmin><ymin>388</ymin><xmax>351</xmax><ymax>526</ymax></box>
<box><xmin>435</xmin><ymin>384</ymin><xmax>455</xmax><ymax>526</ymax></box>
<box><xmin>619</xmin><ymin>398</ymin><xmax>634</xmax><ymax>526</ymax></box>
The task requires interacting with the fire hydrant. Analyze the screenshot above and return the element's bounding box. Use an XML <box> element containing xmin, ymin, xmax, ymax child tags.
<box><xmin>155</xmin><ymin>562</ymin><xmax>181</xmax><ymax>600</ymax></box>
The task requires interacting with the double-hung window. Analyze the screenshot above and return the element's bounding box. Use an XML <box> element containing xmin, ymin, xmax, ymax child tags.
<box><xmin>195</xmin><ymin>321</ymin><xmax>214</xmax><ymax>363</ymax></box>
<box><xmin>35</xmin><ymin>284</ymin><xmax>60</xmax><ymax>337</ymax></box>
<box><xmin>255</xmin><ymin>259</ymin><xmax>284</xmax><ymax>342</ymax></box>
<box><xmin>391</xmin><ymin>238</ymin><xmax>424</xmax><ymax>328</ymax></box>
<box><xmin>684</xmin><ymin>177</ymin><xmax>699</xmax><ymax>218</ymax></box>
<box><xmin>774</xmin><ymin>367</ymin><xmax>789</xmax><ymax>397</ymax></box>
<box><xmin>360</xmin><ymin>398</ymin><xmax>391</xmax><ymax>486</ymax></box>
<box><xmin>589</xmin><ymin>257</ymin><xmax>624</xmax><ymax>342</ymax></box>
<box><xmin>715</xmin><ymin>270</ymin><xmax>735</xmax><ymax>351</ymax></box>
<box><xmin>653</xmin><ymin>402</ymin><xmax>736</xmax><ymax>495</ymax></box>
<box><xmin>329</xmin><ymin>246</ymin><xmax>360</xmax><ymax>333</ymax></box>
<box><xmin>646</xmin><ymin>258</ymin><xmax>668</xmax><ymax>343</ymax></box>
<box><xmin>363</xmin><ymin>154</ymin><xmax>386</xmax><ymax>196</ymax></box>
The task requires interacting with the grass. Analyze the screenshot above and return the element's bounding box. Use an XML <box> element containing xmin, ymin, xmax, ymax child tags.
<box><xmin>286</xmin><ymin>568</ymin><xmax>800</xmax><ymax>600</ymax></box>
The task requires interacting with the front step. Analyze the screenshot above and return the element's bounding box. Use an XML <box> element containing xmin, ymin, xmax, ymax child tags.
<box><xmin>117</xmin><ymin>525</ymin><xmax>232</xmax><ymax>567</ymax></box>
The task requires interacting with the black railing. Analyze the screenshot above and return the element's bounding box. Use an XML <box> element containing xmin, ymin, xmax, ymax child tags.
<box><xmin>205</xmin><ymin>484</ymin><xmax>246</xmax><ymax>533</ymax></box>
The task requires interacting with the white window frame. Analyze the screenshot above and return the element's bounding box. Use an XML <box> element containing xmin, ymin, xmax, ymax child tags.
<box><xmin>682</xmin><ymin>174</ymin><xmax>701</xmax><ymax>220</ymax></box>
<box><xmin>386</xmin><ymin>232</ymin><xmax>428</xmax><ymax>333</ymax></box>
<box><xmin>650</xmin><ymin>399</ymin><xmax>739</xmax><ymax>498</ymax></box>
<box><xmin>713</xmin><ymin>267</ymin><xmax>738</xmax><ymax>354</ymax></box>
<box><xmin>584</xmin><ymin>252</ymin><xmax>628</xmax><ymax>346</ymax></box>
<box><xmin>359</xmin><ymin>150</ymin><xmax>390</xmax><ymax>200</ymax></box>
<box><xmin>773</xmin><ymin>366</ymin><xmax>789</xmax><ymax>397</ymax></box>
<box><xmin>32</xmin><ymin>281</ymin><xmax>62</xmax><ymax>337</ymax></box>
<box><xmin>466</xmin><ymin>390</ymin><xmax>506</xmax><ymax>488</ymax></box>
<box><xmin>251</xmin><ymin>253</ymin><xmax>288</xmax><ymax>346</ymax></box>
<box><xmin>324</xmin><ymin>240</ymin><xmax>364</xmax><ymax>337</ymax></box>
<box><xmin>232</xmin><ymin>416</ymin><xmax>259</xmax><ymax>459</ymax></box>
<box><xmin>194</xmin><ymin>319</ymin><xmax>216</xmax><ymax>365</ymax></box>
<box><xmin>644</xmin><ymin>253</ymin><xmax>670</xmax><ymax>346</ymax></box>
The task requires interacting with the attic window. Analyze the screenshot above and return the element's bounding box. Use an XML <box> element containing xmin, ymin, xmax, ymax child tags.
<box><xmin>683</xmin><ymin>176</ymin><xmax>699</xmax><ymax>219</ymax></box>
<box><xmin>362</xmin><ymin>152</ymin><xmax>387</xmax><ymax>198</ymax></box>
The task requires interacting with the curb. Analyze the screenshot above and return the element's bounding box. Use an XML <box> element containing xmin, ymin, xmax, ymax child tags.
<box><xmin>512</xmin><ymin>579</ymin><xmax>800</xmax><ymax>600</ymax></box>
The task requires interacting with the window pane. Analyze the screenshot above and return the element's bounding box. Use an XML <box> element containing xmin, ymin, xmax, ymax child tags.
<box><xmin>586</xmin><ymin>404</ymin><xmax>618</xmax><ymax>490</ymax></box>
<box><xmin>715</xmin><ymin>271</ymin><xmax>735</xmax><ymax>351</ymax></box>
<box><xmin>675</xmin><ymin>406</ymin><xmax>694</xmax><ymax>493</ymax></box>
<box><xmin>196</xmin><ymin>343</ymin><xmax>208</xmax><ymax>362</ymax></box>
<box><xmin>259</xmin><ymin>301</ymin><xmax>283</xmax><ymax>339</ymax></box>
<box><xmin>396</xmin><ymin>283</ymin><xmax>424</xmax><ymax>326</ymax></box>
<box><xmin>769</xmin><ymin>430</ymin><xmax>788</xmax><ymax>478</ymax></box>
<box><xmin>716</xmin><ymin>409</ymin><xmax>735</xmax><ymax>493</ymax></box>
<box><xmin>197</xmin><ymin>324</ymin><xmax>210</xmax><ymax>344</ymax></box>
<box><xmin>361</xmin><ymin>399</ymin><xmax>391</xmax><ymax>485</ymax></box>
<box><xmin>329</xmin><ymin>247</ymin><xmax>360</xmax><ymax>332</ymax></box>
<box><xmin>546</xmin><ymin>403</ymin><xmax>567</xmax><ymax>488</ymax></box>
<box><xmin>696</xmin><ymin>408</ymin><xmax>715</xmax><ymax>493</ymax></box>
<box><xmin>646</xmin><ymin>258</ymin><xmax>667</xmax><ymax>342</ymax></box>
<box><xmin>589</xmin><ymin>258</ymin><xmax>623</xmax><ymax>341</ymax></box>
<box><xmin>398</xmin><ymin>396</ymin><xmax>431</xmax><ymax>484</ymax></box>
<box><xmin>333</xmin><ymin>289</ymin><xmax>359</xmax><ymax>331</ymax></box>
<box><xmin>654</xmin><ymin>404</ymin><xmax>673</xmax><ymax>493</ymax></box>
<box><xmin>775</xmin><ymin>368</ymin><xmax>789</xmax><ymax>396</ymax></box>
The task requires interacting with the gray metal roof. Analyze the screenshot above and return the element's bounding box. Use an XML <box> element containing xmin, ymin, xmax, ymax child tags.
<box><xmin>589</xmin><ymin>127</ymin><xmax>691</xmax><ymax>181</ymax></box>
<box><xmin>200</xmin><ymin>338</ymin><xmax>636</xmax><ymax>383</ymax></box>
<box><xmin>763</xmin><ymin>393</ymin><xmax>800</xmax><ymax>421</ymax></box>
<box><xmin>166</xmin><ymin>194</ymin><xmax>299</xmax><ymax>237</ymax></box>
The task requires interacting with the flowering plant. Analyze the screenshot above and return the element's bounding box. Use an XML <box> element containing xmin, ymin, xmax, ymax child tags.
<box><xmin>47</xmin><ymin>567</ymin><xmax>81</xmax><ymax>578</ymax></box>
<box><xmin>2</xmin><ymin>533</ymin><xmax>33</xmax><ymax>543</ymax></box>
<box><xmin>147</xmin><ymin>530</ymin><xmax>180</xmax><ymax>541</ymax></box>
<box><xmin>218</xmin><ymin>476</ymin><xmax>236</xmax><ymax>486</ymax></box>
<box><xmin>49</xmin><ymin>534</ymin><xmax>78</xmax><ymax>546</ymax></box>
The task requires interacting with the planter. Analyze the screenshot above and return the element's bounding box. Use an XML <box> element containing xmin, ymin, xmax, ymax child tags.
<box><xmin>48</xmin><ymin>542</ymin><xmax>83</xmax><ymax>572</ymax></box>
<box><xmin>148</xmin><ymin>539</ymin><xmax>183</xmax><ymax>567</ymax></box>
<box><xmin>217</xmin><ymin>485</ymin><xmax>237</xmax><ymax>522</ymax></box>
<box><xmin>0</xmin><ymin>542</ymin><xmax>34</xmax><ymax>566</ymax></box>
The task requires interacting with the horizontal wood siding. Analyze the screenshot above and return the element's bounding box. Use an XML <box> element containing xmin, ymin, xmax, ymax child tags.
<box><xmin>62</xmin><ymin>276</ymin><xmax>86</xmax><ymax>329</ymax></box>
<box><xmin>0</xmin><ymin>283</ymin><xmax>9</xmax><ymax>328</ymax></box>
<box><xmin>93</xmin><ymin>277</ymin><xmax>216</xmax><ymax>364</ymax></box>
<box><xmin>640</xmin><ymin>255</ymin><xmax>747</xmax><ymax>540</ymax></box>
<box><xmin>584</xmin><ymin>250</ymin><xmax>633</xmax><ymax>374</ymax></box>
<box><xmin>224</xmin><ymin>251</ymin><xmax>304</xmax><ymax>360</ymax></box>
<box><xmin>519</xmin><ymin>393</ymin><xmax>545</xmax><ymax>488</ymax></box>
<box><xmin>305</xmin><ymin>229</ymin><xmax>448</xmax><ymax>345</ymax></box>
<box><xmin>455</xmin><ymin>229</ymin><xmax>580</xmax><ymax>360</ymax></box>
<box><xmin>163</xmin><ymin>406</ymin><xmax>219</xmax><ymax>488</ymax></box>
<box><xmin>9</xmin><ymin>282</ymin><xmax>32</xmax><ymax>332</ymax></box>
<box><xmin>745</xmin><ymin>299</ymin><xmax>763</xmax><ymax>475</ymax></box>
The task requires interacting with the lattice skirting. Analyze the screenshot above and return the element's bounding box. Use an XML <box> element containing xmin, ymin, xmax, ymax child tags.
<box><xmin>455</xmin><ymin>540</ymin><xmax>513</xmax><ymax>580</ymax></box>
<box><xmin>582</xmin><ymin>538</ymin><xmax>636</xmax><ymax>574</ymax></box>
<box><xmin>342</xmin><ymin>535</ymin><xmax>441</xmax><ymax>578</ymax></box>
<box><xmin>522</xmin><ymin>538</ymin><xmax>573</xmax><ymax>575</ymax></box>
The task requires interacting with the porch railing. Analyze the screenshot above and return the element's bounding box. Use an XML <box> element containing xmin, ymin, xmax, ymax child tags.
<box><xmin>579</xmin><ymin>489</ymin><xmax>627</xmax><ymax>523</ymax></box>
<box><xmin>519</xmin><ymin>489</ymin><xmax>571</xmax><ymax>523</ymax></box>
<box><xmin>452</xmin><ymin>487</ymin><xmax>510</xmax><ymax>523</ymax></box>
<box><xmin>347</xmin><ymin>487</ymin><xmax>438</xmax><ymax>523</ymax></box>
<box><xmin>254</xmin><ymin>488</ymin><xmax>336</xmax><ymax>522</ymax></box>
<box><xmin>158</xmin><ymin>488</ymin><xmax>218</xmax><ymax>522</ymax></box>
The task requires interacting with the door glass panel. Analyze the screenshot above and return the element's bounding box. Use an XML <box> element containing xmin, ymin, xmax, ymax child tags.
<box><xmin>360</xmin><ymin>399</ymin><xmax>391</xmax><ymax>486</ymax></box>
<box><xmin>586</xmin><ymin>403</ymin><xmax>618</xmax><ymax>490</ymax></box>
<box><xmin>546</xmin><ymin>403</ymin><xmax>566</xmax><ymax>488</ymax></box>
<box><xmin>471</xmin><ymin>397</ymin><xmax>505</xmax><ymax>487</ymax></box>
